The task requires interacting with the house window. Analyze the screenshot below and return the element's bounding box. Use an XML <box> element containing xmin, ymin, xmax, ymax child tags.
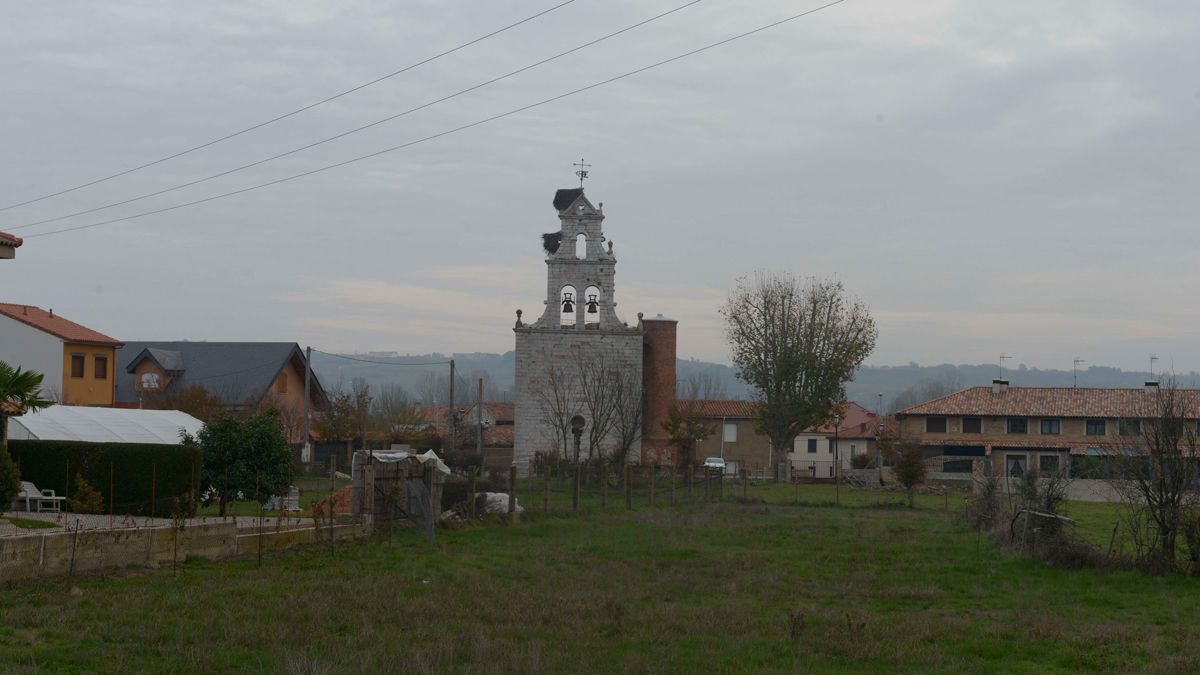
<box><xmin>925</xmin><ymin>416</ymin><xmax>947</xmax><ymax>433</ymax></box>
<box><xmin>70</xmin><ymin>354</ymin><xmax>85</xmax><ymax>378</ymax></box>
<box><xmin>1040</xmin><ymin>418</ymin><xmax>1061</xmax><ymax>435</ymax></box>
<box><xmin>723</xmin><ymin>423</ymin><xmax>737</xmax><ymax>443</ymax></box>
<box><xmin>962</xmin><ymin>417</ymin><xmax>982</xmax><ymax>434</ymax></box>
<box><xmin>139</xmin><ymin>372</ymin><xmax>161</xmax><ymax>391</ymax></box>
<box><xmin>1086</xmin><ymin>419</ymin><xmax>1106</xmax><ymax>436</ymax></box>
<box><xmin>1007</xmin><ymin>418</ymin><xmax>1028</xmax><ymax>434</ymax></box>
<box><xmin>94</xmin><ymin>355</ymin><xmax>108</xmax><ymax>380</ymax></box>
<box><xmin>1006</xmin><ymin>454</ymin><xmax>1027</xmax><ymax>477</ymax></box>
<box><xmin>1039</xmin><ymin>455</ymin><xmax>1060</xmax><ymax>473</ymax></box>
<box><xmin>1119</xmin><ymin>420</ymin><xmax>1141</xmax><ymax>437</ymax></box>
<box><xmin>807</xmin><ymin>439</ymin><xmax>817</xmax><ymax>454</ymax></box>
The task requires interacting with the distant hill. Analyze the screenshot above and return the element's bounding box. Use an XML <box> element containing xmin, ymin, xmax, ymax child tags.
<box><xmin>312</xmin><ymin>351</ymin><xmax>1196</xmax><ymax>411</ymax></box>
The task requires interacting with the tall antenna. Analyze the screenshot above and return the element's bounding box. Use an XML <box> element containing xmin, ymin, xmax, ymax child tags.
<box><xmin>1150</xmin><ymin>354</ymin><xmax>1159</xmax><ymax>380</ymax></box>
<box><xmin>999</xmin><ymin>353</ymin><xmax>1012</xmax><ymax>380</ymax></box>
<box><xmin>573</xmin><ymin>158</ymin><xmax>592</xmax><ymax>187</ymax></box>
<box><xmin>1073</xmin><ymin>358</ymin><xmax>1085</xmax><ymax>388</ymax></box>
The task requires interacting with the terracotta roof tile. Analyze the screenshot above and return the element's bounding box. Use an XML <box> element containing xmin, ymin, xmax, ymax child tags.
<box><xmin>805</xmin><ymin>401</ymin><xmax>877</xmax><ymax>436</ymax></box>
<box><xmin>896</xmin><ymin>386</ymin><xmax>1199</xmax><ymax>419</ymax></box>
<box><xmin>0</xmin><ymin>303</ymin><xmax>121</xmax><ymax>346</ymax></box>
<box><xmin>681</xmin><ymin>400</ymin><xmax>759</xmax><ymax>418</ymax></box>
<box><xmin>0</xmin><ymin>231</ymin><xmax>22</xmax><ymax>248</ymax></box>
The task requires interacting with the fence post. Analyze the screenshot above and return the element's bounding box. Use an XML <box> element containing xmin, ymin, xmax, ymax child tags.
<box><xmin>109</xmin><ymin>462</ymin><xmax>115</xmax><ymax>528</ymax></box>
<box><xmin>469</xmin><ymin>467</ymin><xmax>477</xmax><ymax>520</ymax></box>
<box><xmin>543</xmin><ymin>468</ymin><xmax>550</xmax><ymax>514</ymax></box>
<box><xmin>600</xmin><ymin>461</ymin><xmax>607</xmax><ymax>511</ymax></box>
<box><xmin>624</xmin><ymin>464</ymin><xmax>632</xmax><ymax>510</ymax></box>
<box><xmin>687</xmin><ymin>463</ymin><xmax>693</xmax><ymax>502</ymax></box>
<box><xmin>151</xmin><ymin>463</ymin><xmax>157</xmax><ymax>520</ymax></box>
<box><xmin>670</xmin><ymin>464</ymin><xmax>676</xmax><ymax>505</ymax></box>
<box><xmin>508</xmin><ymin>465</ymin><xmax>518</xmax><ymax>523</ymax></box>
<box><xmin>704</xmin><ymin>468</ymin><xmax>711</xmax><ymax>502</ymax></box>
<box><xmin>649</xmin><ymin>464</ymin><xmax>656</xmax><ymax>506</ymax></box>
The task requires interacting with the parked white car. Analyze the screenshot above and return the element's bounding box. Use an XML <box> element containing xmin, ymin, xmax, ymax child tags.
<box><xmin>702</xmin><ymin>457</ymin><xmax>726</xmax><ymax>473</ymax></box>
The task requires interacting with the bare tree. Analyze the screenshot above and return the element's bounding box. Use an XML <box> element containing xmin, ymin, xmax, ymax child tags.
<box><xmin>1108</xmin><ymin>380</ymin><xmax>1200</xmax><ymax>573</ymax></box>
<box><xmin>721</xmin><ymin>272</ymin><xmax>877</xmax><ymax>457</ymax></box>
<box><xmin>679</xmin><ymin>372</ymin><xmax>728</xmax><ymax>401</ymax></box>
<box><xmin>662</xmin><ymin>402</ymin><xmax>715</xmax><ymax>467</ymax></box>
<box><xmin>535</xmin><ymin>364</ymin><xmax>579</xmax><ymax>462</ymax></box>
<box><xmin>888</xmin><ymin>372</ymin><xmax>963</xmax><ymax>414</ymax></box>
<box><xmin>610</xmin><ymin>364</ymin><xmax>643</xmax><ymax>466</ymax></box>
<box><xmin>574</xmin><ymin>348</ymin><xmax>620</xmax><ymax>463</ymax></box>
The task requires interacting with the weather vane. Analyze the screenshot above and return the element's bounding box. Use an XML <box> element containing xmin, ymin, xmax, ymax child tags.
<box><xmin>573</xmin><ymin>158</ymin><xmax>592</xmax><ymax>187</ymax></box>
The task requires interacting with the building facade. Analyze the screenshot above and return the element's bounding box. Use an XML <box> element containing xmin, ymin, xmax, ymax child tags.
<box><xmin>513</xmin><ymin>188</ymin><xmax>645</xmax><ymax>470</ymax></box>
<box><xmin>894</xmin><ymin>379</ymin><xmax>1191</xmax><ymax>477</ymax></box>
<box><xmin>0</xmin><ymin>303</ymin><xmax>122</xmax><ymax>406</ymax></box>
<box><xmin>0</xmin><ymin>231</ymin><xmax>22</xmax><ymax>259</ymax></box>
<box><xmin>791</xmin><ymin>401</ymin><xmax>884</xmax><ymax>477</ymax></box>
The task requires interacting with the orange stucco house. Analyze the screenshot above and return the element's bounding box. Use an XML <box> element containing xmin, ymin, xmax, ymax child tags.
<box><xmin>0</xmin><ymin>303</ymin><xmax>123</xmax><ymax>406</ymax></box>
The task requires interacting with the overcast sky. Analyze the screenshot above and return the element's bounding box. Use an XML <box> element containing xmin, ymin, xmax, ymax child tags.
<box><xmin>2</xmin><ymin>0</ymin><xmax>1198</xmax><ymax>372</ymax></box>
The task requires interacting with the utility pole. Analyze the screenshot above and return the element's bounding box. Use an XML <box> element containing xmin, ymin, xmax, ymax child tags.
<box><xmin>477</xmin><ymin>378</ymin><xmax>484</xmax><ymax>462</ymax></box>
<box><xmin>447</xmin><ymin>359</ymin><xmax>456</xmax><ymax>455</ymax></box>
<box><xmin>877</xmin><ymin>392</ymin><xmax>884</xmax><ymax>487</ymax></box>
<box><xmin>303</xmin><ymin>346</ymin><xmax>312</xmax><ymax>465</ymax></box>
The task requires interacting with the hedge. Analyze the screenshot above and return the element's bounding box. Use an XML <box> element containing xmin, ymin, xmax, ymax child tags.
<box><xmin>7</xmin><ymin>440</ymin><xmax>202</xmax><ymax>516</ymax></box>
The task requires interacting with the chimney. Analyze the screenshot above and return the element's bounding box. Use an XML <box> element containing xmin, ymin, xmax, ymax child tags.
<box><xmin>1145</xmin><ymin>381</ymin><xmax>1159</xmax><ymax>395</ymax></box>
<box><xmin>992</xmin><ymin>379</ymin><xmax>1009</xmax><ymax>394</ymax></box>
<box><xmin>49</xmin><ymin>308</ymin><xmax>54</xmax><ymax>318</ymax></box>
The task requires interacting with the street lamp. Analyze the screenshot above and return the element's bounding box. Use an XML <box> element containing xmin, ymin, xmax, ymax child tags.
<box><xmin>571</xmin><ymin>415</ymin><xmax>585</xmax><ymax>512</ymax></box>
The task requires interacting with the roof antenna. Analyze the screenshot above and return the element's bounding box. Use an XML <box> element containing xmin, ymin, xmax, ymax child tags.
<box><xmin>1073</xmin><ymin>358</ymin><xmax>1085</xmax><ymax>389</ymax></box>
<box><xmin>999</xmin><ymin>353</ymin><xmax>1011</xmax><ymax>381</ymax></box>
<box><xmin>1150</xmin><ymin>354</ymin><xmax>1159</xmax><ymax>380</ymax></box>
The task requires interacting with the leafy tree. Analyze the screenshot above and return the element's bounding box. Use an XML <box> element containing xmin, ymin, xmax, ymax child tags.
<box><xmin>67</xmin><ymin>473</ymin><xmax>105</xmax><ymax>514</ymax></box>
<box><xmin>183</xmin><ymin>409</ymin><xmax>292</xmax><ymax>516</ymax></box>
<box><xmin>313</xmin><ymin>382</ymin><xmax>371</xmax><ymax>469</ymax></box>
<box><xmin>662</xmin><ymin>402</ymin><xmax>714</xmax><ymax>467</ymax></box>
<box><xmin>893</xmin><ymin>442</ymin><xmax>927</xmax><ymax>508</ymax></box>
<box><xmin>721</xmin><ymin>273</ymin><xmax>877</xmax><ymax>460</ymax></box>
<box><xmin>0</xmin><ymin>362</ymin><xmax>53</xmax><ymax>509</ymax></box>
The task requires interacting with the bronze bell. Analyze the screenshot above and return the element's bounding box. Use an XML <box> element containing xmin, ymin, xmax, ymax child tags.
<box><xmin>561</xmin><ymin>292</ymin><xmax>575</xmax><ymax>313</ymax></box>
<box><xmin>586</xmin><ymin>294</ymin><xmax>599</xmax><ymax>314</ymax></box>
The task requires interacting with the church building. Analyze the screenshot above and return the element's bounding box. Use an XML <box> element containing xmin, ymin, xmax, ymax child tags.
<box><xmin>513</xmin><ymin>186</ymin><xmax>677</xmax><ymax>470</ymax></box>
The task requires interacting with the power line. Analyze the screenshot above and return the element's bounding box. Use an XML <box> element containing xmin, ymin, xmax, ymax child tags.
<box><xmin>27</xmin><ymin>0</ymin><xmax>849</xmax><ymax>240</ymax></box>
<box><xmin>0</xmin><ymin>0</ymin><xmax>579</xmax><ymax>214</ymax></box>
<box><xmin>311</xmin><ymin>349</ymin><xmax>451</xmax><ymax>367</ymax></box>
<box><xmin>9</xmin><ymin>0</ymin><xmax>704</xmax><ymax>232</ymax></box>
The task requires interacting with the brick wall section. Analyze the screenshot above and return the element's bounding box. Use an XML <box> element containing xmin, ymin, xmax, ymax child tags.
<box><xmin>640</xmin><ymin>317</ymin><xmax>677</xmax><ymax>460</ymax></box>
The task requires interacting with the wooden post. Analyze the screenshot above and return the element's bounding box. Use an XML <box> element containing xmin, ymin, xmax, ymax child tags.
<box><xmin>109</xmin><ymin>462</ymin><xmax>115</xmax><ymax>528</ymax></box>
<box><xmin>64</xmin><ymin>458</ymin><xmax>70</xmax><ymax>504</ymax></box>
<box><xmin>543</xmin><ymin>468</ymin><xmax>550</xmax><ymax>514</ymax></box>
<box><xmin>600</xmin><ymin>461</ymin><xmax>607</xmax><ymax>511</ymax></box>
<box><xmin>687</xmin><ymin>463</ymin><xmax>693</xmax><ymax>502</ymax></box>
<box><xmin>649</xmin><ymin>464</ymin><xmax>656</xmax><ymax>506</ymax></box>
<box><xmin>151</xmin><ymin>463</ymin><xmax>157</xmax><ymax>519</ymax></box>
<box><xmin>427</xmin><ymin>467</ymin><xmax>436</xmax><ymax>545</ymax></box>
<box><xmin>508</xmin><ymin>465</ymin><xmax>518</xmax><ymax>523</ymax></box>
<box><xmin>469</xmin><ymin>467</ymin><xmax>477</xmax><ymax>520</ymax></box>
<box><xmin>624</xmin><ymin>464</ymin><xmax>632</xmax><ymax>510</ymax></box>
<box><xmin>670</xmin><ymin>464</ymin><xmax>676</xmax><ymax>505</ymax></box>
<box><xmin>704</xmin><ymin>468</ymin><xmax>711</xmax><ymax>502</ymax></box>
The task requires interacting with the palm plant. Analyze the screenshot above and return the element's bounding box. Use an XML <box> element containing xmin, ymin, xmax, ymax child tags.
<box><xmin>0</xmin><ymin>361</ymin><xmax>52</xmax><ymax>508</ymax></box>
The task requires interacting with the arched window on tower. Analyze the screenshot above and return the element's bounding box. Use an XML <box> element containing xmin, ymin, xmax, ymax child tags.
<box><xmin>584</xmin><ymin>285</ymin><xmax>601</xmax><ymax>328</ymax></box>
<box><xmin>575</xmin><ymin>233</ymin><xmax>587</xmax><ymax>259</ymax></box>
<box><xmin>559</xmin><ymin>285</ymin><xmax>577</xmax><ymax>327</ymax></box>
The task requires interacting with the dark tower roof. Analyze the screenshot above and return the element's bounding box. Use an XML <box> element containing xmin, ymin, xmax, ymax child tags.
<box><xmin>552</xmin><ymin>188</ymin><xmax>584</xmax><ymax>212</ymax></box>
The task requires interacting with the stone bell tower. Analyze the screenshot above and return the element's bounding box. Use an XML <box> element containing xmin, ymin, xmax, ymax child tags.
<box><xmin>513</xmin><ymin>187</ymin><xmax>643</xmax><ymax>470</ymax></box>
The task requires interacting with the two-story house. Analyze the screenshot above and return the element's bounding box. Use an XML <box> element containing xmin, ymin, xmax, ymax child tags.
<box><xmin>792</xmin><ymin>401</ymin><xmax>883</xmax><ymax>477</ymax></box>
<box><xmin>894</xmin><ymin>379</ymin><xmax>1193</xmax><ymax>477</ymax></box>
<box><xmin>114</xmin><ymin>341</ymin><xmax>327</xmax><ymax>443</ymax></box>
<box><xmin>0</xmin><ymin>303</ymin><xmax>123</xmax><ymax>406</ymax></box>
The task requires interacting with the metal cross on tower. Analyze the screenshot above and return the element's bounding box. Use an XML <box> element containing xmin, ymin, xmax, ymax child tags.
<box><xmin>573</xmin><ymin>158</ymin><xmax>592</xmax><ymax>187</ymax></box>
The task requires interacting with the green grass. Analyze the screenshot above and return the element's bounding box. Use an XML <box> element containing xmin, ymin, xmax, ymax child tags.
<box><xmin>1</xmin><ymin>484</ymin><xmax>1194</xmax><ymax>673</ymax></box>
<box><xmin>194</xmin><ymin>475</ymin><xmax>352</xmax><ymax>517</ymax></box>
<box><xmin>2</xmin><ymin>517</ymin><xmax>59</xmax><ymax>530</ymax></box>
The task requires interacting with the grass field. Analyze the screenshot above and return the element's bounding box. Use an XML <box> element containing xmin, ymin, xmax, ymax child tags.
<box><xmin>1</xmin><ymin>483</ymin><xmax>1194</xmax><ymax>673</ymax></box>
<box><xmin>2</xmin><ymin>517</ymin><xmax>59</xmax><ymax>530</ymax></box>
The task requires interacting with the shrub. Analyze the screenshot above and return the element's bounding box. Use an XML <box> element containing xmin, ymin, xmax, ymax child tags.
<box><xmin>850</xmin><ymin>454</ymin><xmax>873</xmax><ymax>470</ymax></box>
<box><xmin>893</xmin><ymin>443</ymin><xmax>927</xmax><ymax>507</ymax></box>
<box><xmin>0</xmin><ymin>448</ymin><xmax>19</xmax><ymax>512</ymax></box>
<box><xmin>7</xmin><ymin>439</ymin><xmax>201</xmax><ymax>516</ymax></box>
<box><xmin>67</xmin><ymin>473</ymin><xmax>104</xmax><ymax>514</ymax></box>
<box><xmin>440</xmin><ymin>477</ymin><xmax>494</xmax><ymax>510</ymax></box>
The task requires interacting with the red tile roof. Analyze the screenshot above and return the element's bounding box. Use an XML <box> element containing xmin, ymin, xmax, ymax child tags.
<box><xmin>896</xmin><ymin>386</ymin><xmax>1200</xmax><ymax>419</ymax></box>
<box><xmin>0</xmin><ymin>304</ymin><xmax>122</xmax><ymax>346</ymax></box>
<box><xmin>0</xmin><ymin>231</ymin><xmax>22</xmax><ymax>248</ymax></box>
<box><xmin>681</xmin><ymin>400</ymin><xmax>760</xmax><ymax>419</ymax></box>
<box><xmin>805</xmin><ymin>401</ymin><xmax>878</xmax><ymax>436</ymax></box>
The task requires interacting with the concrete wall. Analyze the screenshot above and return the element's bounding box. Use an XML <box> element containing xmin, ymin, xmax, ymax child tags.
<box><xmin>0</xmin><ymin>314</ymin><xmax>63</xmax><ymax>399</ymax></box>
<box><xmin>0</xmin><ymin>520</ymin><xmax>368</xmax><ymax>584</ymax></box>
